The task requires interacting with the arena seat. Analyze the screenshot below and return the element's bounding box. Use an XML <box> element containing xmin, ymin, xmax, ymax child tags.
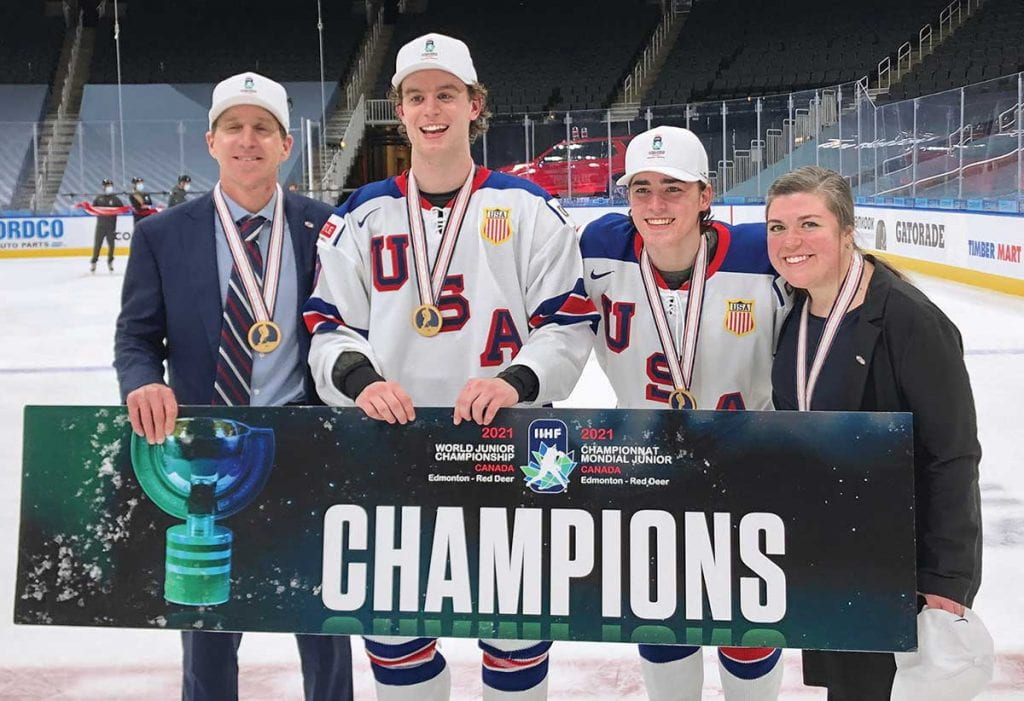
<box><xmin>650</xmin><ymin>0</ymin><xmax>948</xmax><ymax>105</ymax></box>
<box><xmin>886</xmin><ymin>0</ymin><xmax>1024</xmax><ymax>100</ymax></box>
<box><xmin>88</xmin><ymin>0</ymin><xmax>364</xmax><ymax>84</ymax></box>
<box><xmin>0</xmin><ymin>4</ymin><xmax>65</xmax><ymax>85</ymax></box>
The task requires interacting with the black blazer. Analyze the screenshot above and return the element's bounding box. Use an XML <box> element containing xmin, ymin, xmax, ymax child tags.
<box><xmin>114</xmin><ymin>190</ymin><xmax>332</xmax><ymax>405</ymax></box>
<box><xmin>776</xmin><ymin>256</ymin><xmax>983</xmax><ymax>606</ymax></box>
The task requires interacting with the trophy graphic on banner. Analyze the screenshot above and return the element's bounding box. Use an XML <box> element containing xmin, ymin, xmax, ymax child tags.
<box><xmin>130</xmin><ymin>417</ymin><xmax>275</xmax><ymax>606</ymax></box>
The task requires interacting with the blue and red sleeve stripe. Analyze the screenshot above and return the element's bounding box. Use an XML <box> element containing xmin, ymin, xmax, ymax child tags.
<box><xmin>528</xmin><ymin>279</ymin><xmax>599</xmax><ymax>333</ymax></box>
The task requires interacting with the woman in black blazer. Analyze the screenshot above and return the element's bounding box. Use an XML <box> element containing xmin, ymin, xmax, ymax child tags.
<box><xmin>764</xmin><ymin>166</ymin><xmax>982</xmax><ymax>700</ymax></box>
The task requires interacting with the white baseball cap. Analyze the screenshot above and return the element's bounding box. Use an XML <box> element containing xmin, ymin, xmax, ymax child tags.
<box><xmin>392</xmin><ymin>33</ymin><xmax>478</xmax><ymax>88</ymax></box>
<box><xmin>891</xmin><ymin>607</ymin><xmax>994</xmax><ymax>701</ymax></box>
<box><xmin>617</xmin><ymin>126</ymin><xmax>710</xmax><ymax>187</ymax></box>
<box><xmin>209</xmin><ymin>72</ymin><xmax>290</xmax><ymax>132</ymax></box>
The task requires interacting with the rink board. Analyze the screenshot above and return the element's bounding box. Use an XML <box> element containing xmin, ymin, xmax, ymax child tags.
<box><xmin>15</xmin><ymin>406</ymin><xmax>916</xmax><ymax>652</ymax></box>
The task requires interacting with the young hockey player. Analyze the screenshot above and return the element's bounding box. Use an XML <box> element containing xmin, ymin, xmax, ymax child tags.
<box><xmin>581</xmin><ymin>125</ymin><xmax>791</xmax><ymax>700</ymax></box>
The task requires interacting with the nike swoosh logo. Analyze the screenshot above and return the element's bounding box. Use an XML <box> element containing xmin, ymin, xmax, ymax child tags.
<box><xmin>357</xmin><ymin>207</ymin><xmax>381</xmax><ymax>227</ymax></box>
<box><xmin>590</xmin><ymin>270</ymin><xmax>614</xmax><ymax>280</ymax></box>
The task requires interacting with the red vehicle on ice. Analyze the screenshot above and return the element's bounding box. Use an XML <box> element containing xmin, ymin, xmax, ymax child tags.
<box><xmin>497</xmin><ymin>136</ymin><xmax>631</xmax><ymax>197</ymax></box>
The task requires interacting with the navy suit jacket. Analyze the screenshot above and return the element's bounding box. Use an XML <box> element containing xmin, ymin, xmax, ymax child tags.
<box><xmin>114</xmin><ymin>190</ymin><xmax>332</xmax><ymax>404</ymax></box>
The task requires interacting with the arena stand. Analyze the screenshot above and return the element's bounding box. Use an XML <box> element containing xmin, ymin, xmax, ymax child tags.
<box><xmin>369</xmin><ymin>0</ymin><xmax>660</xmax><ymax>115</ymax></box>
<box><xmin>0</xmin><ymin>0</ymin><xmax>1021</xmax><ymax>214</ymax></box>
<box><xmin>0</xmin><ymin>2</ymin><xmax>67</xmax><ymax>211</ymax></box>
<box><xmin>885</xmin><ymin>0</ymin><xmax>1024</xmax><ymax>101</ymax></box>
<box><xmin>0</xmin><ymin>2</ymin><xmax>66</xmax><ymax>85</ymax></box>
<box><xmin>647</xmin><ymin>0</ymin><xmax>948</xmax><ymax>105</ymax></box>
<box><xmin>87</xmin><ymin>0</ymin><xmax>363</xmax><ymax>84</ymax></box>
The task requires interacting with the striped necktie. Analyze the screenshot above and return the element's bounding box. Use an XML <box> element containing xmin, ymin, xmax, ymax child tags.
<box><xmin>213</xmin><ymin>214</ymin><xmax>267</xmax><ymax>406</ymax></box>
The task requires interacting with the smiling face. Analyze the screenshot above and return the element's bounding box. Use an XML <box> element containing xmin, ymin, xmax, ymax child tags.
<box><xmin>396</xmin><ymin>69</ymin><xmax>481</xmax><ymax>161</ymax></box>
<box><xmin>628</xmin><ymin>172</ymin><xmax>712</xmax><ymax>262</ymax></box>
<box><xmin>766</xmin><ymin>190</ymin><xmax>853</xmax><ymax>297</ymax></box>
<box><xmin>206</xmin><ymin>104</ymin><xmax>293</xmax><ymax>195</ymax></box>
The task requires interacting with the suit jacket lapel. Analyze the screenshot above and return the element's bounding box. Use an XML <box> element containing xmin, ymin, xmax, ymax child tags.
<box><xmin>844</xmin><ymin>256</ymin><xmax>889</xmax><ymax>408</ymax></box>
<box><xmin>282</xmin><ymin>193</ymin><xmax>321</xmax><ymax>402</ymax></box>
<box><xmin>284</xmin><ymin>193</ymin><xmax>315</xmax><ymax>307</ymax></box>
<box><xmin>183</xmin><ymin>193</ymin><xmax>224</xmax><ymax>363</ymax></box>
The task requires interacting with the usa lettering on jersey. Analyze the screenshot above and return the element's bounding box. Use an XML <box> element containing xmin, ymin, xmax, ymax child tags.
<box><xmin>306</xmin><ymin>168</ymin><xmax>599</xmax><ymax>408</ymax></box>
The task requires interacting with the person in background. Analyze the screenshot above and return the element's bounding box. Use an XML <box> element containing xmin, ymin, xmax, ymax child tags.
<box><xmin>114</xmin><ymin>71</ymin><xmax>353</xmax><ymax>701</ymax></box>
<box><xmin>90</xmin><ymin>177</ymin><xmax>123</xmax><ymax>273</ymax></box>
<box><xmin>129</xmin><ymin>176</ymin><xmax>154</xmax><ymax>225</ymax></box>
<box><xmin>168</xmin><ymin>174</ymin><xmax>192</xmax><ymax>207</ymax></box>
<box><xmin>766</xmin><ymin>165</ymin><xmax>983</xmax><ymax>700</ymax></box>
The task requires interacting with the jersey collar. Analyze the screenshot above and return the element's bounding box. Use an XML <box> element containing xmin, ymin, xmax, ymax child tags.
<box><xmin>632</xmin><ymin>220</ymin><xmax>731</xmax><ymax>290</ymax></box>
<box><xmin>395</xmin><ymin>166</ymin><xmax>492</xmax><ymax>209</ymax></box>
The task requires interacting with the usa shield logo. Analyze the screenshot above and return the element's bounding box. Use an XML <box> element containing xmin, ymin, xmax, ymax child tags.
<box><xmin>481</xmin><ymin>207</ymin><xmax>513</xmax><ymax>245</ymax></box>
<box><xmin>724</xmin><ymin>299</ymin><xmax>755</xmax><ymax>336</ymax></box>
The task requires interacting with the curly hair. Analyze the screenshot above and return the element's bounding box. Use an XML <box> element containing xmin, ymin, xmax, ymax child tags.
<box><xmin>388</xmin><ymin>81</ymin><xmax>491</xmax><ymax>143</ymax></box>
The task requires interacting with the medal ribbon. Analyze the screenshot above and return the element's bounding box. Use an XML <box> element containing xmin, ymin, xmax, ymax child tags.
<box><xmin>405</xmin><ymin>167</ymin><xmax>476</xmax><ymax>307</ymax></box>
<box><xmin>213</xmin><ymin>182</ymin><xmax>285</xmax><ymax>324</ymax></box>
<box><xmin>639</xmin><ymin>232</ymin><xmax>709</xmax><ymax>395</ymax></box>
<box><xmin>796</xmin><ymin>251</ymin><xmax>864</xmax><ymax>411</ymax></box>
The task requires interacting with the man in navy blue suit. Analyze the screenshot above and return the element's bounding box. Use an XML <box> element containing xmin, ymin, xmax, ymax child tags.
<box><xmin>114</xmin><ymin>71</ymin><xmax>353</xmax><ymax>701</ymax></box>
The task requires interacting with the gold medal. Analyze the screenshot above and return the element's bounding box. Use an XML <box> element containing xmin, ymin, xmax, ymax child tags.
<box><xmin>639</xmin><ymin>234</ymin><xmax>710</xmax><ymax>412</ymax></box>
<box><xmin>412</xmin><ymin>304</ymin><xmax>443</xmax><ymax>337</ymax></box>
<box><xmin>405</xmin><ymin>168</ymin><xmax>475</xmax><ymax>343</ymax></box>
<box><xmin>668</xmin><ymin>388</ymin><xmax>697</xmax><ymax>410</ymax></box>
<box><xmin>247</xmin><ymin>320</ymin><xmax>282</xmax><ymax>353</ymax></box>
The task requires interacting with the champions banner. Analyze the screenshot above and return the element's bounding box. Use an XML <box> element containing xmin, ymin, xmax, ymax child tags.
<box><xmin>15</xmin><ymin>406</ymin><xmax>917</xmax><ymax>652</ymax></box>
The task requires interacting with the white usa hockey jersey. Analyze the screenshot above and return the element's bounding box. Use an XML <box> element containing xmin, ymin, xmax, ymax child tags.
<box><xmin>581</xmin><ymin>213</ymin><xmax>792</xmax><ymax>410</ymax></box>
<box><xmin>305</xmin><ymin>167</ymin><xmax>599</xmax><ymax>407</ymax></box>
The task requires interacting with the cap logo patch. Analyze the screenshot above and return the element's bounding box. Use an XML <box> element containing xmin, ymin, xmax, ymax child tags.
<box><xmin>646</xmin><ymin>134</ymin><xmax>666</xmax><ymax>160</ymax></box>
<box><xmin>244</xmin><ymin>76</ymin><xmax>254</xmax><ymax>90</ymax></box>
<box><xmin>425</xmin><ymin>39</ymin><xmax>435</xmax><ymax>53</ymax></box>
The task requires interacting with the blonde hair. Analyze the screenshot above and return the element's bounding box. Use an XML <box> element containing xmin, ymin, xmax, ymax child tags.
<box><xmin>388</xmin><ymin>81</ymin><xmax>491</xmax><ymax>143</ymax></box>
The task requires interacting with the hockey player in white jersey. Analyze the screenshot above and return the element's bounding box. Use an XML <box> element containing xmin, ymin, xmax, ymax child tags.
<box><xmin>304</xmin><ymin>32</ymin><xmax>598</xmax><ymax>700</ymax></box>
<box><xmin>580</xmin><ymin>126</ymin><xmax>792</xmax><ymax>700</ymax></box>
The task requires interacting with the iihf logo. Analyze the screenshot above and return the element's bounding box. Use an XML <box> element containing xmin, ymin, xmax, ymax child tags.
<box><xmin>519</xmin><ymin>419</ymin><xmax>577</xmax><ymax>494</ymax></box>
<box><xmin>652</xmin><ymin>135</ymin><xmax>663</xmax><ymax>150</ymax></box>
<box><xmin>244</xmin><ymin>76</ymin><xmax>254</xmax><ymax>90</ymax></box>
<box><xmin>425</xmin><ymin>39</ymin><xmax>436</xmax><ymax>53</ymax></box>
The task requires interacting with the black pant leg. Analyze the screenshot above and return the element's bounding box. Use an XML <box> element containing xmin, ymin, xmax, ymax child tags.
<box><xmin>804</xmin><ymin>649</ymin><xmax>896</xmax><ymax>701</ymax></box>
<box><xmin>104</xmin><ymin>230</ymin><xmax>116</xmax><ymax>262</ymax></box>
<box><xmin>295</xmin><ymin>634</ymin><xmax>353</xmax><ymax>701</ymax></box>
<box><xmin>181</xmin><ymin>630</ymin><xmax>243</xmax><ymax>701</ymax></box>
<box><xmin>90</xmin><ymin>229</ymin><xmax>104</xmax><ymax>264</ymax></box>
